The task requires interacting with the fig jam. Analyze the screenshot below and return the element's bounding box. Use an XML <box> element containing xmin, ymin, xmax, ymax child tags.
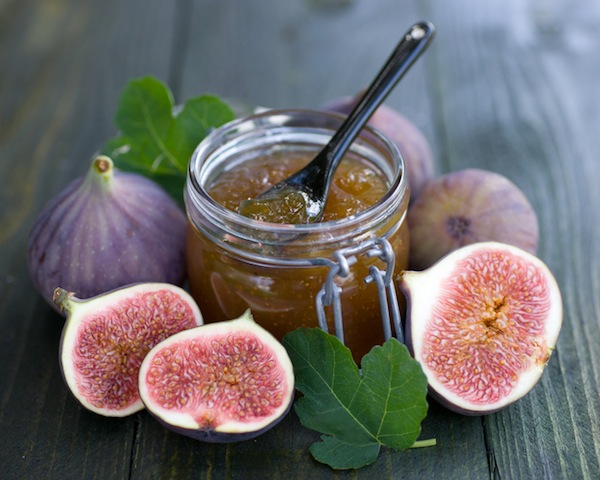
<box><xmin>209</xmin><ymin>150</ymin><xmax>389</xmax><ymax>223</ymax></box>
<box><xmin>185</xmin><ymin>110</ymin><xmax>409</xmax><ymax>362</ymax></box>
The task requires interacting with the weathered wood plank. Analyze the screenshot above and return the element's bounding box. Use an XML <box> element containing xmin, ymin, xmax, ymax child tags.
<box><xmin>180</xmin><ymin>0</ymin><xmax>437</xmax><ymax>138</ymax></box>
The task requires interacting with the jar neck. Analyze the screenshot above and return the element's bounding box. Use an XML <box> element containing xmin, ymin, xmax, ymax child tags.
<box><xmin>185</xmin><ymin>109</ymin><xmax>409</xmax><ymax>264</ymax></box>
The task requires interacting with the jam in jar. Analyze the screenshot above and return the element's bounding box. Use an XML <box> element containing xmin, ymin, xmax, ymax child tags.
<box><xmin>185</xmin><ymin>109</ymin><xmax>409</xmax><ymax>362</ymax></box>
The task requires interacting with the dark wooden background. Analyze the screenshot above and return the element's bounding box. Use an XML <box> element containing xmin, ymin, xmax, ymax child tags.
<box><xmin>2</xmin><ymin>0</ymin><xmax>599</xmax><ymax>478</ymax></box>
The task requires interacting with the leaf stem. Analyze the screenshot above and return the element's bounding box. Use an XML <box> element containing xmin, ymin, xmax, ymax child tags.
<box><xmin>410</xmin><ymin>438</ymin><xmax>437</xmax><ymax>448</ymax></box>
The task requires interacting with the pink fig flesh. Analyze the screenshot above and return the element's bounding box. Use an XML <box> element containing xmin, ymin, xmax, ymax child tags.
<box><xmin>400</xmin><ymin>242</ymin><xmax>562</xmax><ymax>415</ymax></box>
<box><xmin>57</xmin><ymin>283</ymin><xmax>203</xmax><ymax>417</ymax></box>
<box><xmin>139</xmin><ymin>310</ymin><xmax>295</xmax><ymax>442</ymax></box>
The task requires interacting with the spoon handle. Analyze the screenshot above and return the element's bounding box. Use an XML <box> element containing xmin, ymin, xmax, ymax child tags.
<box><xmin>325</xmin><ymin>21</ymin><xmax>436</xmax><ymax>170</ymax></box>
<box><xmin>240</xmin><ymin>21</ymin><xmax>436</xmax><ymax>224</ymax></box>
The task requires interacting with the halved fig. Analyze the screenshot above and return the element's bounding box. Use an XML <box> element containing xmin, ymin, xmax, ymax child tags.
<box><xmin>56</xmin><ymin>283</ymin><xmax>203</xmax><ymax>417</ymax></box>
<box><xmin>138</xmin><ymin>310</ymin><xmax>295</xmax><ymax>443</ymax></box>
<box><xmin>399</xmin><ymin>242</ymin><xmax>562</xmax><ymax>415</ymax></box>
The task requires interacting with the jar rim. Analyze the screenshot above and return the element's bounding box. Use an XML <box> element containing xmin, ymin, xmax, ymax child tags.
<box><xmin>185</xmin><ymin>108</ymin><xmax>408</xmax><ymax>250</ymax></box>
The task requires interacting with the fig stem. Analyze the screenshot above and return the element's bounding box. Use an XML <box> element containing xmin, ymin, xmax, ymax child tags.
<box><xmin>52</xmin><ymin>287</ymin><xmax>74</xmax><ymax>313</ymax></box>
<box><xmin>93</xmin><ymin>156</ymin><xmax>113</xmax><ymax>174</ymax></box>
<box><xmin>88</xmin><ymin>155</ymin><xmax>115</xmax><ymax>189</ymax></box>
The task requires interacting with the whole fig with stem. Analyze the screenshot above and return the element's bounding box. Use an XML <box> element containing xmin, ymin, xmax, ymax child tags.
<box><xmin>407</xmin><ymin>168</ymin><xmax>539</xmax><ymax>270</ymax></box>
<box><xmin>57</xmin><ymin>283</ymin><xmax>203</xmax><ymax>417</ymax></box>
<box><xmin>399</xmin><ymin>241</ymin><xmax>562</xmax><ymax>415</ymax></box>
<box><xmin>139</xmin><ymin>310</ymin><xmax>295</xmax><ymax>443</ymax></box>
<box><xmin>28</xmin><ymin>156</ymin><xmax>188</xmax><ymax>312</ymax></box>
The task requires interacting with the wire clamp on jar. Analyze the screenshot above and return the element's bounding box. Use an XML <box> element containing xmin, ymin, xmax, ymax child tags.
<box><xmin>315</xmin><ymin>237</ymin><xmax>404</xmax><ymax>345</ymax></box>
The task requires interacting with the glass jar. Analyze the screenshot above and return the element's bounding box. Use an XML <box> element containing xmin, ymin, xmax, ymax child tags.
<box><xmin>184</xmin><ymin>109</ymin><xmax>410</xmax><ymax>363</ymax></box>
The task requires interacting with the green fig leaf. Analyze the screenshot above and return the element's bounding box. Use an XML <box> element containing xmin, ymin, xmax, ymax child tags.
<box><xmin>101</xmin><ymin>76</ymin><xmax>235</xmax><ymax>202</ymax></box>
<box><xmin>309</xmin><ymin>436</ymin><xmax>381</xmax><ymax>470</ymax></box>
<box><xmin>282</xmin><ymin>328</ymin><xmax>430</xmax><ymax>470</ymax></box>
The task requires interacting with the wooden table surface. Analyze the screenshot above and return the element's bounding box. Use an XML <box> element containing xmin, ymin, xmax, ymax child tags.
<box><xmin>2</xmin><ymin>0</ymin><xmax>600</xmax><ymax>478</ymax></box>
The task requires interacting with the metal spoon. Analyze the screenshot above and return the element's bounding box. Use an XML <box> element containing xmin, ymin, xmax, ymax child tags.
<box><xmin>238</xmin><ymin>21</ymin><xmax>436</xmax><ymax>224</ymax></box>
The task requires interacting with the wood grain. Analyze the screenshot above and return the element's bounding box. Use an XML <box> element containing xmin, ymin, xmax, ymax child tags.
<box><xmin>1</xmin><ymin>0</ymin><xmax>599</xmax><ymax>478</ymax></box>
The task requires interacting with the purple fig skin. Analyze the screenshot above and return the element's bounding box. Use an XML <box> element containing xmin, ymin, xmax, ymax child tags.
<box><xmin>407</xmin><ymin>168</ymin><xmax>539</xmax><ymax>270</ymax></box>
<box><xmin>148</xmin><ymin>396</ymin><xmax>294</xmax><ymax>443</ymax></box>
<box><xmin>28</xmin><ymin>156</ymin><xmax>187</xmax><ymax>313</ymax></box>
<box><xmin>322</xmin><ymin>94</ymin><xmax>435</xmax><ymax>200</ymax></box>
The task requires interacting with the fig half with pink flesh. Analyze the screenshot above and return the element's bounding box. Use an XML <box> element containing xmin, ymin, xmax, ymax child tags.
<box><xmin>57</xmin><ymin>283</ymin><xmax>203</xmax><ymax>417</ymax></box>
<box><xmin>139</xmin><ymin>310</ymin><xmax>295</xmax><ymax>443</ymax></box>
<box><xmin>399</xmin><ymin>242</ymin><xmax>562</xmax><ymax>415</ymax></box>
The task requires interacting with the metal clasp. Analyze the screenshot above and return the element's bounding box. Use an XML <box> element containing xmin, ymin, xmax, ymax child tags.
<box><xmin>315</xmin><ymin>237</ymin><xmax>404</xmax><ymax>345</ymax></box>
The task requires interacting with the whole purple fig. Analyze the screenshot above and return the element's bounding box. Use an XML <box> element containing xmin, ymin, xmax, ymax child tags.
<box><xmin>28</xmin><ymin>156</ymin><xmax>187</xmax><ymax>312</ymax></box>
<box><xmin>407</xmin><ymin>168</ymin><xmax>539</xmax><ymax>270</ymax></box>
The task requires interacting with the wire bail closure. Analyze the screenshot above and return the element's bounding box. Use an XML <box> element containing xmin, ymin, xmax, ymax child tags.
<box><xmin>315</xmin><ymin>237</ymin><xmax>404</xmax><ymax>345</ymax></box>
